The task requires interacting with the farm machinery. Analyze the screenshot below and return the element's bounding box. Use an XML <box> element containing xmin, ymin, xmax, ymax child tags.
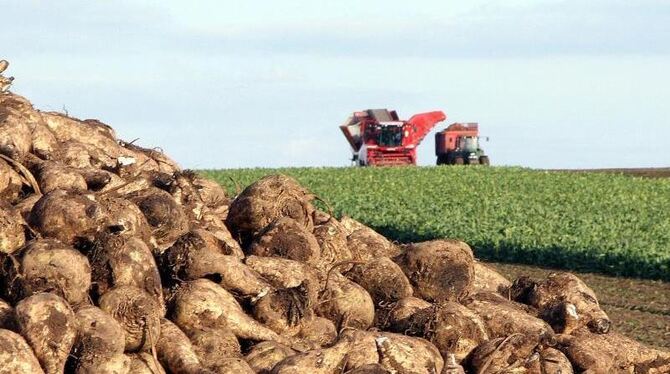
<box><xmin>435</xmin><ymin>123</ymin><xmax>490</xmax><ymax>165</ymax></box>
<box><xmin>339</xmin><ymin>109</ymin><xmax>446</xmax><ymax>166</ymax></box>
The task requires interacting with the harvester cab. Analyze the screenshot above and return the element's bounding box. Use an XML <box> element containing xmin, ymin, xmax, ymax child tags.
<box><xmin>340</xmin><ymin>109</ymin><xmax>446</xmax><ymax>166</ymax></box>
<box><xmin>435</xmin><ymin>123</ymin><xmax>490</xmax><ymax>165</ymax></box>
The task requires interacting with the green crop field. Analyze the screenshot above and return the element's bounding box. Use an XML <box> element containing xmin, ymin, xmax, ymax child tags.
<box><xmin>201</xmin><ymin>167</ymin><xmax>670</xmax><ymax>281</ymax></box>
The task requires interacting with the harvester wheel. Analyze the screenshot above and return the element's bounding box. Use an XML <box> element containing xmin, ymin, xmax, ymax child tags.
<box><xmin>454</xmin><ymin>157</ymin><xmax>464</xmax><ymax>165</ymax></box>
<box><xmin>480</xmin><ymin>156</ymin><xmax>490</xmax><ymax>165</ymax></box>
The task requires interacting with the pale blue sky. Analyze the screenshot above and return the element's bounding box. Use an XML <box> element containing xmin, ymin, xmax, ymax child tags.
<box><xmin>2</xmin><ymin>0</ymin><xmax>669</xmax><ymax>168</ymax></box>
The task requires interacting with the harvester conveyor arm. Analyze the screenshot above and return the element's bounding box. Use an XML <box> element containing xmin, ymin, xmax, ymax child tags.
<box><xmin>406</xmin><ymin>111</ymin><xmax>447</xmax><ymax>146</ymax></box>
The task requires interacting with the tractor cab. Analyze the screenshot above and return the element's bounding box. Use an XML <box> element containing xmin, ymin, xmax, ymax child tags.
<box><xmin>459</xmin><ymin>135</ymin><xmax>480</xmax><ymax>153</ymax></box>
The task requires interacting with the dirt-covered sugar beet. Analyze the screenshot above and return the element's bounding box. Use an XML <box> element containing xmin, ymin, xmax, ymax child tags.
<box><xmin>73</xmin><ymin>305</ymin><xmax>130</xmax><ymax>374</ymax></box>
<box><xmin>342</xmin><ymin>217</ymin><xmax>401</xmax><ymax>262</ymax></box>
<box><xmin>385</xmin><ymin>300</ymin><xmax>489</xmax><ymax>363</ymax></box>
<box><xmin>156</xmin><ymin>319</ymin><xmax>212</xmax><ymax>374</ymax></box>
<box><xmin>463</xmin><ymin>292</ymin><xmax>554</xmax><ymax>340</ymax></box>
<box><xmin>556</xmin><ymin>328</ymin><xmax>670</xmax><ymax>373</ymax></box>
<box><xmin>0</xmin><ymin>203</ymin><xmax>25</xmax><ymax>254</ymax></box>
<box><xmin>244</xmin><ymin>341</ymin><xmax>296</xmax><ymax>373</ymax></box>
<box><xmin>345</xmin><ymin>257</ymin><xmax>413</xmax><ymax>304</ymax></box>
<box><xmin>15</xmin><ymin>293</ymin><xmax>77</xmax><ymax>374</ymax></box>
<box><xmin>315</xmin><ymin>271</ymin><xmax>375</xmax><ymax>330</ymax></box>
<box><xmin>271</xmin><ymin>335</ymin><xmax>352</xmax><ymax>374</ymax></box>
<box><xmin>0</xmin><ymin>158</ymin><xmax>24</xmax><ymax>203</ymax></box>
<box><xmin>248</xmin><ymin>217</ymin><xmax>321</xmax><ymax>266</ymax></box>
<box><xmin>88</xmin><ymin>232</ymin><xmax>164</xmax><ymax>310</ymax></box>
<box><xmin>171</xmin><ymin>279</ymin><xmax>283</xmax><ymax>344</ymax></box>
<box><xmin>395</xmin><ymin>239</ymin><xmax>475</xmax><ymax>302</ymax></box>
<box><xmin>14</xmin><ymin>239</ymin><xmax>91</xmax><ymax>305</ymax></box>
<box><xmin>252</xmin><ymin>284</ymin><xmax>313</xmax><ymax>336</ymax></box>
<box><xmin>0</xmin><ymin>329</ymin><xmax>45</xmax><ymax>374</ymax></box>
<box><xmin>98</xmin><ymin>286</ymin><xmax>162</xmax><ymax>352</ymax></box>
<box><xmin>0</xmin><ymin>95</ymin><xmax>33</xmax><ymax>160</ymax></box>
<box><xmin>226</xmin><ymin>174</ymin><xmax>315</xmax><ymax>244</ymax></box>
<box><xmin>468</xmin><ymin>333</ymin><xmax>573</xmax><ymax>374</ymax></box>
<box><xmin>32</xmin><ymin>161</ymin><xmax>88</xmax><ymax>194</ymax></box>
<box><xmin>295</xmin><ymin>316</ymin><xmax>337</xmax><ymax>348</ymax></box>
<box><xmin>128</xmin><ymin>352</ymin><xmax>166</xmax><ymax>374</ymax></box>
<box><xmin>312</xmin><ymin>216</ymin><xmax>354</xmax><ymax>273</ymax></box>
<box><xmin>376</xmin><ymin>296</ymin><xmax>431</xmax><ymax>330</ymax></box>
<box><xmin>472</xmin><ymin>261</ymin><xmax>511</xmax><ymax>294</ymax></box>
<box><xmin>127</xmin><ymin>187</ymin><xmax>189</xmax><ymax>251</ymax></box>
<box><xmin>244</xmin><ymin>255</ymin><xmax>321</xmax><ymax>305</ymax></box>
<box><xmin>161</xmin><ymin>236</ymin><xmax>270</xmax><ymax>297</ymax></box>
<box><xmin>187</xmin><ymin>327</ymin><xmax>242</xmax><ymax>370</ymax></box>
<box><xmin>510</xmin><ymin>272</ymin><xmax>611</xmax><ymax>334</ymax></box>
<box><xmin>98</xmin><ymin>195</ymin><xmax>153</xmax><ymax>243</ymax></box>
<box><xmin>29</xmin><ymin>189</ymin><xmax>105</xmax><ymax>246</ymax></box>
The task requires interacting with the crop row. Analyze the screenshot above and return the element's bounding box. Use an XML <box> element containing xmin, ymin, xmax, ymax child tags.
<box><xmin>202</xmin><ymin>167</ymin><xmax>670</xmax><ymax>280</ymax></box>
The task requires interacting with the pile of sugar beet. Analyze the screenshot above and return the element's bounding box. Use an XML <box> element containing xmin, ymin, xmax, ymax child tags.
<box><xmin>0</xmin><ymin>91</ymin><xmax>668</xmax><ymax>374</ymax></box>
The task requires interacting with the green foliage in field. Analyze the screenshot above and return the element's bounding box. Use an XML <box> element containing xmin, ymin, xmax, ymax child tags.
<box><xmin>201</xmin><ymin>167</ymin><xmax>670</xmax><ymax>280</ymax></box>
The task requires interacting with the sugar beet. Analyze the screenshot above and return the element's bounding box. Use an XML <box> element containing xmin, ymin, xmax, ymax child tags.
<box><xmin>248</xmin><ymin>217</ymin><xmax>321</xmax><ymax>266</ymax></box>
<box><xmin>99</xmin><ymin>286</ymin><xmax>162</xmax><ymax>352</ymax></box>
<box><xmin>74</xmin><ymin>305</ymin><xmax>130</xmax><ymax>374</ymax></box>
<box><xmin>395</xmin><ymin>239</ymin><xmax>475</xmax><ymax>302</ymax></box>
<box><xmin>15</xmin><ymin>293</ymin><xmax>77</xmax><ymax>374</ymax></box>
<box><xmin>510</xmin><ymin>272</ymin><xmax>611</xmax><ymax>334</ymax></box>
<box><xmin>0</xmin><ymin>328</ymin><xmax>45</xmax><ymax>374</ymax></box>
<box><xmin>18</xmin><ymin>238</ymin><xmax>92</xmax><ymax>305</ymax></box>
<box><xmin>226</xmin><ymin>174</ymin><xmax>315</xmax><ymax>243</ymax></box>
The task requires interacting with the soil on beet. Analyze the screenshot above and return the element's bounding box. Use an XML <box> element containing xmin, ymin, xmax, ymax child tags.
<box><xmin>490</xmin><ymin>262</ymin><xmax>670</xmax><ymax>349</ymax></box>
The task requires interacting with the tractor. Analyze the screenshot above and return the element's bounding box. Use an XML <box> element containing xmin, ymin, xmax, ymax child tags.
<box><xmin>435</xmin><ymin>123</ymin><xmax>490</xmax><ymax>165</ymax></box>
<box><xmin>340</xmin><ymin>109</ymin><xmax>446</xmax><ymax>166</ymax></box>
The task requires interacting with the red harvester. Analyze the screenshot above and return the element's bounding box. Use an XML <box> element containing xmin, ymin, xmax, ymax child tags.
<box><xmin>339</xmin><ymin>109</ymin><xmax>446</xmax><ymax>166</ymax></box>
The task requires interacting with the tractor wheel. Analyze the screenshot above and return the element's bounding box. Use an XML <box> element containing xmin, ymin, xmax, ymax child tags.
<box><xmin>454</xmin><ymin>157</ymin><xmax>464</xmax><ymax>165</ymax></box>
<box><xmin>436</xmin><ymin>155</ymin><xmax>447</xmax><ymax>165</ymax></box>
<box><xmin>479</xmin><ymin>156</ymin><xmax>490</xmax><ymax>166</ymax></box>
